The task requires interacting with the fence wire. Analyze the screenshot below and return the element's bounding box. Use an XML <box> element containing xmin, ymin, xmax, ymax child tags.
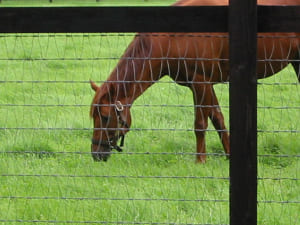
<box><xmin>0</xmin><ymin>33</ymin><xmax>299</xmax><ymax>225</ymax></box>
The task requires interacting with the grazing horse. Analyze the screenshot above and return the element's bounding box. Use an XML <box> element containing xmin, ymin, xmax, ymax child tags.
<box><xmin>90</xmin><ymin>0</ymin><xmax>300</xmax><ymax>162</ymax></box>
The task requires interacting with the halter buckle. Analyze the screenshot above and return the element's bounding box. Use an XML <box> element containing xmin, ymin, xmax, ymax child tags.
<box><xmin>115</xmin><ymin>101</ymin><xmax>124</xmax><ymax>112</ymax></box>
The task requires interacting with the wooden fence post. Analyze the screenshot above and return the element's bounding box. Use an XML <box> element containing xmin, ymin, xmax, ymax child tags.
<box><xmin>229</xmin><ymin>0</ymin><xmax>257</xmax><ymax>225</ymax></box>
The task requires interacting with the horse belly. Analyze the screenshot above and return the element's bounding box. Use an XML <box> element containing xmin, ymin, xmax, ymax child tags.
<box><xmin>256</xmin><ymin>33</ymin><xmax>300</xmax><ymax>78</ymax></box>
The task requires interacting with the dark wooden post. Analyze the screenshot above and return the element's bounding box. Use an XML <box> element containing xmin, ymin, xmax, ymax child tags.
<box><xmin>229</xmin><ymin>0</ymin><xmax>257</xmax><ymax>225</ymax></box>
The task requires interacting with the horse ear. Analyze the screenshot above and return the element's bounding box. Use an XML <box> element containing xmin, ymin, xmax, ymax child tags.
<box><xmin>90</xmin><ymin>80</ymin><xmax>99</xmax><ymax>92</ymax></box>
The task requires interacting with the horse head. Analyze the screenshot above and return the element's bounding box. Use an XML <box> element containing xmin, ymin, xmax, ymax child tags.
<box><xmin>90</xmin><ymin>80</ymin><xmax>131</xmax><ymax>161</ymax></box>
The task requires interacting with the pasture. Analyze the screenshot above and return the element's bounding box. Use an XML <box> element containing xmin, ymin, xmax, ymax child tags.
<box><xmin>0</xmin><ymin>1</ymin><xmax>299</xmax><ymax>224</ymax></box>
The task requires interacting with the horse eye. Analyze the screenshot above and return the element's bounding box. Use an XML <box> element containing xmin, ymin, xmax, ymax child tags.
<box><xmin>101</xmin><ymin>115</ymin><xmax>111</xmax><ymax>122</ymax></box>
<box><xmin>95</xmin><ymin>107</ymin><xmax>111</xmax><ymax>123</ymax></box>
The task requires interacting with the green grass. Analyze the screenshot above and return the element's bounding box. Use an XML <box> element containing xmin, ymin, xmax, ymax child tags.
<box><xmin>0</xmin><ymin>2</ymin><xmax>299</xmax><ymax>225</ymax></box>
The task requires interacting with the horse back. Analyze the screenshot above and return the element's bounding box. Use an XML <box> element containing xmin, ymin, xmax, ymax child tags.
<box><xmin>144</xmin><ymin>31</ymin><xmax>299</xmax><ymax>82</ymax></box>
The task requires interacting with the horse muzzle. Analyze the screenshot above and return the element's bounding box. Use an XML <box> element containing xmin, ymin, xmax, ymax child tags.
<box><xmin>91</xmin><ymin>143</ymin><xmax>111</xmax><ymax>162</ymax></box>
<box><xmin>91</xmin><ymin>137</ymin><xmax>124</xmax><ymax>162</ymax></box>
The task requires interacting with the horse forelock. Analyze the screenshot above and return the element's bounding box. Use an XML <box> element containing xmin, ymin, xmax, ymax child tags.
<box><xmin>90</xmin><ymin>83</ymin><xmax>112</xmax><ymax>118</ymax></box>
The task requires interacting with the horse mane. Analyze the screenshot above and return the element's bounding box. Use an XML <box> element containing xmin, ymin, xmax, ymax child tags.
<box><xmin>107</xmin><ymin>34</ymin><xmax>152</xmax><ymax>83</ymax></box>
<box><xmin>90</xmin><ymin>34</ymin><xmax>152</xmax><ymax>117</ymax></box>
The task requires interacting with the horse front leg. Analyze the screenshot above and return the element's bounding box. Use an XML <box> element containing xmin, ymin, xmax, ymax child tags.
<box><xmin>190</xmin><ymin>83</ymin><xmax>212</xmax><ymax>163</ymax></box>
<box><xmin>209</xmin><ymin>86</ymin><xmax>230</xmax><ymax>157</ymax></box>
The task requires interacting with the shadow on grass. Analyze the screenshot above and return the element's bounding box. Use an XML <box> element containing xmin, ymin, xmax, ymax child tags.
<box><xmin>8</xmin><ymin>143</ymin><xmax>56</xmax><ymax>159</ymax></box>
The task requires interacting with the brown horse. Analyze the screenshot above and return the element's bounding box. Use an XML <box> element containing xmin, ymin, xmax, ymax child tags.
<box><xmin>90</xmin><ymin>0</ymin><xmax>300</xmax><ymax>162</ymax></box>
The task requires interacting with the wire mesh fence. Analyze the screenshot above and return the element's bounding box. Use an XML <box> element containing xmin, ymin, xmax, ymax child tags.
<box><xmin>256</xmin><ymin>35</ymin><xmax>300</xmax><ymax>222</ymax></box>
<box><xmin>0</xmin><ymin>32</ymin><xmax>299</xmax><ymax>224</ymax></box>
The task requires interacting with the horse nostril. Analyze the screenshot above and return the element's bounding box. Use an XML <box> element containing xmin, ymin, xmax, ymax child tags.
<box><xmin>91</xmin><ymin>140</ymin><xmax>114</xmax><ymax>162</ymax></box>
<box><xmin>92</xmin><ymin>152</ymin><xmax>102</xmax><ymax>161</ymax></box>
<box><xmin>91</xmin><ymin>146</ymin><xmax>111</xmax><ymax>162</ymax></box>
<box><xmin>101</xmin><ymin>151</ymin><xmax>111</xmax><ymax>161</ymax></box>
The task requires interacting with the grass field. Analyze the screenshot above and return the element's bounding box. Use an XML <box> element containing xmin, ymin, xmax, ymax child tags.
<box><xmin>0</xmin><ymin>1</ymin><xmax>299</xmax><ymax>225</ymax></box>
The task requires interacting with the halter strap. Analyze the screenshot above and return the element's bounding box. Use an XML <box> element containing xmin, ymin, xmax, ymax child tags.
<box><xmin>91</xmin><ymin>135</ymin><xmax>124</xmax><ymax>152</ymax></box>
<box><xmin>115</xmin><ymin>101</ymin><xmax>129</xmax><ymax>128</ymax></box>
<box><xmin>91</xmin><ymin>139</ymin><xmax>112</xmax><ymax>146</ymax></box>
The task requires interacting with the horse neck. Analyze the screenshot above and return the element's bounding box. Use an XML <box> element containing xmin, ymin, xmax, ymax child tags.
<box><xmin>107</xmin><ymin>35</ymin><xmax>163</xmax><ymax>106</ymax></box>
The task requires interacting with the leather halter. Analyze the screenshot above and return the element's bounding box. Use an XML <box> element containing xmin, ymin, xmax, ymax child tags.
<box><xmin>91</xmin><ymin>101</ymin><xmax>129</xmax><ymax>152</ymax></box>
<box><xmin>91</xmin><ymin>135</ymin><xmax>125</xmax><ymax>152</ymax></box>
